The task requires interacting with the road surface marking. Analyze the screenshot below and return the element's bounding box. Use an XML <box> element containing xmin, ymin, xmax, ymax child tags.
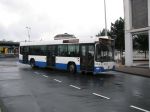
<box><xmin>130</xmin><ymin>105</ymin><xmax>150</xmax><ymax>112</ymax></box>
<box><xmin>69</xmin><ymin>85</ymin><xmax>81</xmax><ymax>90</ymax></box>
<box><xmin>92</xmin><ymin>93</ymin><xmax>110</xmax><ymax>100</ymax></box>
<box><xmin>43</xmin><ymin>75</ymin><xmax>48</xmax><ymax>78</ymax></box>
<box><xmin>0</xmin><ymin>108</ymin><xmax>1</xmax><ymax>112</ymax></box>
<box><xmin>54</xmin><ymin>79</ymin><xmax>62</xmax><ymax>83</ymax></box>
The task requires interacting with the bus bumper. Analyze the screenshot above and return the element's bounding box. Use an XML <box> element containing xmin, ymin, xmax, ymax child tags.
<box><xmin>93</xmin><ymin>66</ymin><xmax>115</xmax><ymax>74</ymax></box>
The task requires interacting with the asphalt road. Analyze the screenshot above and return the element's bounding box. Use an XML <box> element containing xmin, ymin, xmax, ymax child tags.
<box><xmin>0</xmin><ymin>58</ymin><xmax>150</xmax><ymax>112</ymax></box>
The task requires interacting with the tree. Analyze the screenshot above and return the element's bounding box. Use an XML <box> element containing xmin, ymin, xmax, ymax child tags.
<box><xmin>133</xmin><ymin>34</ymin><xmax>148</xmax><ymax>58</ymax></box>
<box><xmin>96</xmin><ymin>17</ymin><xmax>125</xmax><ymax>55</ymax></box>
<box><xmin>96</xmin><ymin>28</ymin><xmax>111</xmax><ymax>37</ymax></box>
<box><xmin>110</xmin><ymin>17</ymin><xmax>125</xmax><ymax>55</ymax></box>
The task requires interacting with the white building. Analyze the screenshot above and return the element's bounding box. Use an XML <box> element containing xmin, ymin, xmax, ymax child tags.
<box><xmin>124</xmin><ymin>0</ymin><xmax>150</xmax><ymax>68</ymax></box>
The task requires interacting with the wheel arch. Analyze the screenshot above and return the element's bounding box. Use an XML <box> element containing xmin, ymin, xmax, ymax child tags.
<box><xmin>67</xmin><ymin>61</ymin><xmax>77</xmax><ymax>73</ymax></box>
<box><xmin>30</xmin><ymin>58</ymin><xmax>35</xmax><ymax>63</ymax></box>
<box><xmin>67</xmin><ymin>61</ymin><xmax>76</xmax><ymax>68</ymax></box>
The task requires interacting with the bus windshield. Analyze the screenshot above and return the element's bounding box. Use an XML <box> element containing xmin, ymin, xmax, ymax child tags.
<box><xmin>96</xmin><ymin>44</ymin><xmax>114</xmax><ymax>62</ymax></box>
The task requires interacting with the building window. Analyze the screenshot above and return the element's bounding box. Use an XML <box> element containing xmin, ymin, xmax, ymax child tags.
<box><xmin>131</xmin><ymin>0</ymin><xmax>148</xmax><ymax>29</ymax></box>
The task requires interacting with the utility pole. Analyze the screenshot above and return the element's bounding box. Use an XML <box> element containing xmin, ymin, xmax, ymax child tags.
<box><xmin>26</xmin><ymin>26</ymin><xmax>31</xmax><ymax>42</ymax></box>
<box><xmin>104</xmin><ymin>0</ymin><xmax>107</xmax><ymax>36</ymax></box>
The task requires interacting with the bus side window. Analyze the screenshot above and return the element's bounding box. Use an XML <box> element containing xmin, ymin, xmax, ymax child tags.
<box><xmin>81</xmin><ymin>46</ymin><xmax>86</xmax><ymax>56</ymax></box>
<box><xmin>88</xmin><ymin>45</ymin><xmax>94</xmax><ymax>57</ymax></box>
<box><xmin>75</xmin><ymin>45</ymin><xmax>79</xmax><ymax>57</ymax></box>
<box><xmin>68</xmin><ymin>44</ymin><xmax>75</xmax><ymax>57</ymax></box>
<box><xmin>58</xmin><ymin>45</ymin><xmax>67</xmax><ymax>56</ymax></box>
<box><xmin>67</xmin><ymin>44</ymin><xmax>79</xmax><ymax>57</ymax></box>
<box><xmin>47</xmin><ymin>45</ymin><xmax>57</xmax><ymax>56</ymax></box>
<box><xmin>40</xmin><ymin>45</ymin><xmax>47</xmax><ymax>55</ymax></box>
<box><xmin>23</xmin><ymin>46</ymin><xmax>29</xmax><ymax>54</ymax></box>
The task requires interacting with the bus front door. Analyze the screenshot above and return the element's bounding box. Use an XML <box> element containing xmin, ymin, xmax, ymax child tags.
<box><xmin>47</xmin><ymin>46</ymin><xmax>56</xmax><ymax>67</ymax></box>
<box><xmin>23</xmin><ymin>53</ymin><xmax>28</xmax><ymax>64</ymax></box>
<box><xmin>80</xmin><ymin>45</ymin><xmax>94</xmax><ymax>72</ymax></box>
<box><xmin>22</xmin><ymin>47</ymin><xmax>29</xmax><ymax>64</ymax></box>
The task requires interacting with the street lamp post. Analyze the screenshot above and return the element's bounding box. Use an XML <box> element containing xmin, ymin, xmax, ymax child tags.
<box><xmin>26</xmin><ymin>26</ymin><xmax>31</xmax><ymax>42</ymax></box>
<box><xmin>112</xmin><ymin>35</ymin><xmax>117</xmax><ymax>60</ymax></box>
<box><xmin>104</xmin><ymin>0</ymin><xmax>107</xmax><ymax>36</ymax></box>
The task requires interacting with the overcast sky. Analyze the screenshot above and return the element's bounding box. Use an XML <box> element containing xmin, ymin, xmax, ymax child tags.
<box><xmin>0</xmin><ymin>0</ymin><xmax>124</xmax><ymax>41</ymax></box>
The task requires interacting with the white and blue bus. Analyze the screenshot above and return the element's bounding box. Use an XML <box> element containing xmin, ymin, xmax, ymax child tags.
<box><xmin>19</xmin><ymin>36</ymin><xmax>115</xmax><ymax>74</ymax></box>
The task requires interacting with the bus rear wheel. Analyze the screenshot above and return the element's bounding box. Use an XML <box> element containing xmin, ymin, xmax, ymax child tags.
<box><xmin>30</xmin><ymin>59</ymin><xmax>36</xmax><ymax>68</ymax></box>
<box><xmin>68</xmin><ymin>63</ymin><xmax>76</xmax><ymax>74</ymax></box>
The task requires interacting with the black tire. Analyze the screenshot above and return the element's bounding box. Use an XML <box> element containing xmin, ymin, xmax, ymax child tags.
<box><xmin>81</xmin><ymin>71</ymin><xmax>86</xmax><ymax>74</ymax></box>
<box><xmin>68</xmin><ymin>63</ymin><xmax>76</xmax><ymax>74</ymax></box>
<box><xmin>30</xmin><ymin>59</ymin><xmax>35</xmax><ymax>68</ymax></box>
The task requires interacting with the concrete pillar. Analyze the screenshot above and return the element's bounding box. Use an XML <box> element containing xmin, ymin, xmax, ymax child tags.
<box><xmin>148</xmin><ymin>0</ymin><xmax>150</xmax><ymax>68</ymax></box>
<box><xmin>148</xmin><ymin>30</ymin><xmax>150</xmax><ymax>68</ymax></box>
<box><xmin>125</xmin><ymin>32</ymin><xmax>133</xmax><ymax>66</ymax></box>
<box><xmin>123</xmin><ymin>0</ymin><xmax>132</xmax><ymax>30</ymax></box>
<box><xmin>124</xmin><ymin>0</ymin><xmax>133</xmax><ymax>66</ymax></box>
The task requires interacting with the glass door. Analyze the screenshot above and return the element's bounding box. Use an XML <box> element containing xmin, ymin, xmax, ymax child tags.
<box><xmin>80</xmin><ymin>44</ymin><xmax>94</xmax><ymax>72</ymax></box>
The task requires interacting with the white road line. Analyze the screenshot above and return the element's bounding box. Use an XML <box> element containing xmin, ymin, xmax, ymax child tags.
<box><xmin>92</xmin><ymin>93</ymin><xmax>110</xmax><ymax>100</ymax></box>
<box><xmin>69</xmin><ymin>85</ymin><xmax>81</xmax><ymax>90</ymax></box>
<box><xmin>130</xmin><ymin>105</ymin><xmax>150</xmax><ymax>112</ymax></box>
<box><xmin>54</xmin><ymin>79</ymin><xmax>62</xmax><ymax>83</ymax></box>
<box><xmin>43</xmin><ymin>75</ymin><xmax>48</xmax><ymax>78</ymax></box>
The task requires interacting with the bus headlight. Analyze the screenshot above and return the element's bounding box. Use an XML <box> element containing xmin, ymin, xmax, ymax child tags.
<box><xmin>96</xmin><ymin>67</ymin><xmax>100</xmax><ymax>70</ymax></box>
<box><xmin>95</xmin><ymin>67</ymin><xmax>101</xmax><ymax>72</ymax></box>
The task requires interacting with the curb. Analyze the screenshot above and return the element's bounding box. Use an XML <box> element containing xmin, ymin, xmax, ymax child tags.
<box><xmin>115</xmin><ymin>70</ymin><xmax>150</xmax><ymax>78</ymax></box>
<box><xmin>115</xmin><ymin>66</ymin><xmax>150</xmax><ymax>78</ymax></box>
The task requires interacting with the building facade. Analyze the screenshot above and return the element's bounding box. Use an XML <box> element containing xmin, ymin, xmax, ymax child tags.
<box><xmin>0</xmin><ymin>41</ymin><xmax>19</xmax><ymax>57</ymax></box>
<box><xmin>124</xmin><ymin>0</ymin><xmax>150</xmax><ymax>68</ymax></box>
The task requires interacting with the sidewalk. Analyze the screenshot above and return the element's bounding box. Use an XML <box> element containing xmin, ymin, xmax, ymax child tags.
<box><xmin>115</xmin><ymin>65</ymin><xmax>150</xmax><ymax>77</ymax></box>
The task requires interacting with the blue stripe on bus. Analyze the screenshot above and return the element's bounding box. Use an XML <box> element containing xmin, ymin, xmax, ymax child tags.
<box><xmin>76</xmin><ymin>65</ymin><xmax>80</xmax><ymax>72</ymax></box>
<box><xmin>94</xmin><ymin>65</ymin><xmax>115</xmax><ymax>74</ymax></box>
<box><xmin>55</xmin><ymin>63</ymin><xmax>80</xmax><ymax>72</ymax></box>
<box><xmin>19</xmin><ymin>60</ymin><xmax>81</xmax><ymax>71</ymax></box>
<box><xmin>55</xmin><ymin>63</ymin><xmax>68</xmax><ymax>70</ymax></box>
<box><xmin>94</xmin><ymin>67</ymin><xmax>105</xmax><ymax>73</ymax></box>
<box><xmin>35</xmin><ymin>61</ymin><xmax>47</xmax><ymax>68</ymax></box>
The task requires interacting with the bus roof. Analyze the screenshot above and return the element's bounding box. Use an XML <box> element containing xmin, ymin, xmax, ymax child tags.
<box><xmin>20</xmin><ymin>36</ymin><xmax>111</xmax><ymax>46</ymax></box>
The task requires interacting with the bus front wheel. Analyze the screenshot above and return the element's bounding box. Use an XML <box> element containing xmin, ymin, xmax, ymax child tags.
<box><xmin>68</xmin><ymin>63</ymin><xmax>76</xmax><ymax>74</ymax></box>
